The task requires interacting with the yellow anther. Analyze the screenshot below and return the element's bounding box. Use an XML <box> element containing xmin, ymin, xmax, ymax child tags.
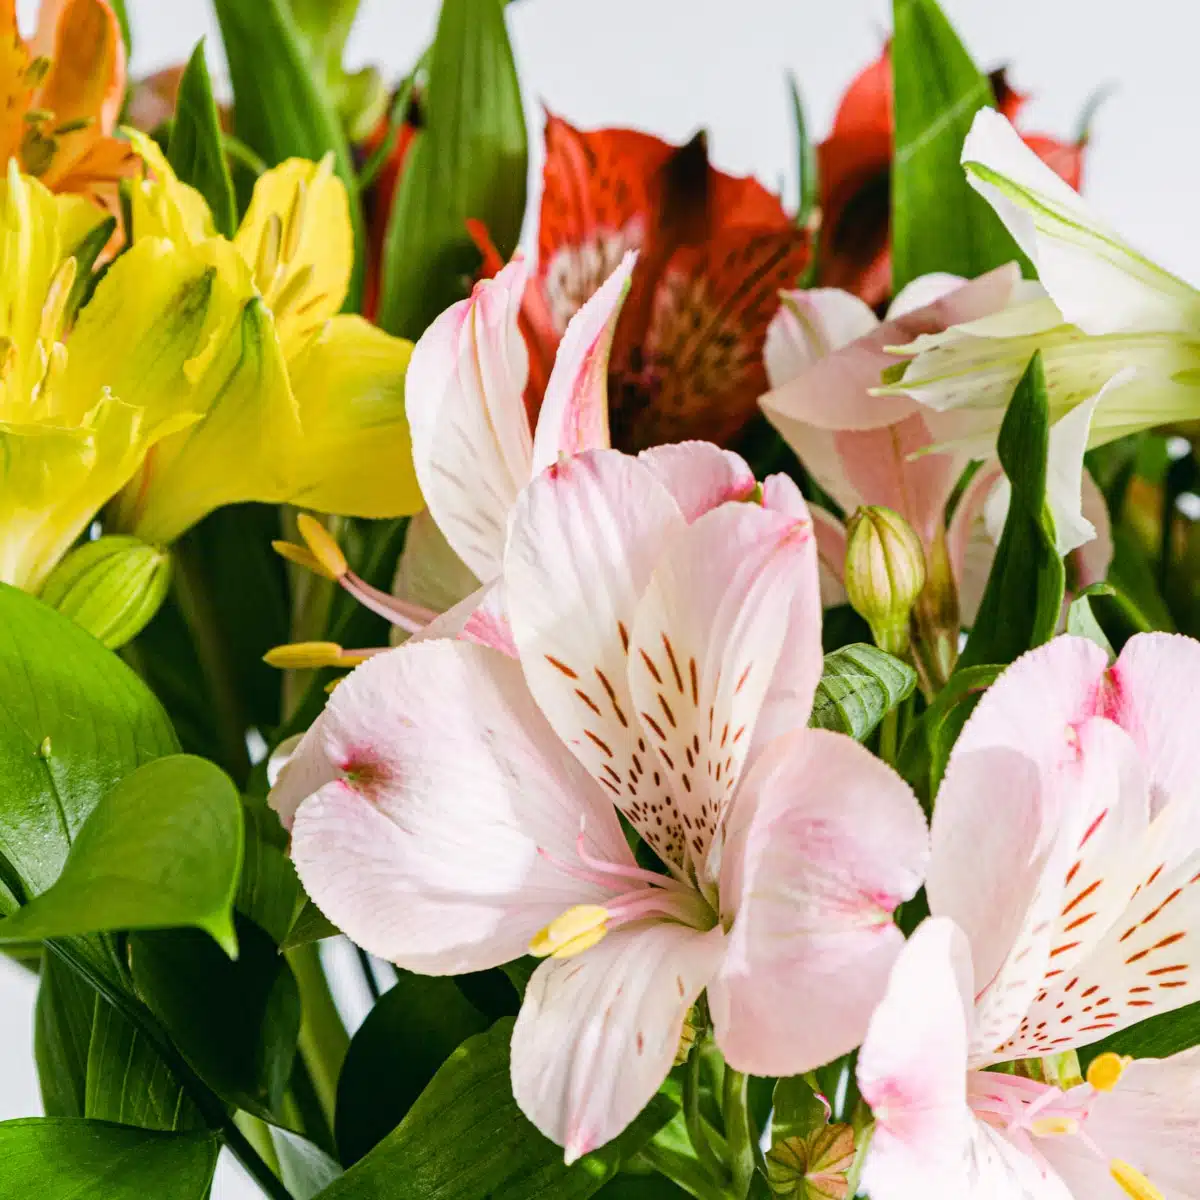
<box><xmin>1087</xmin><ymin>1052</ymin><xmax>1130</xmax><ymax>1093</ymax></box>
<box><xmin>263</xmin><ymin>641</ymin><xmax>371</xmax><ymax>670</ymax></box>
<box><xmin>283</xmin><ymin>178</ymin><xmax>308</xmax><ymax>263</ymax></box>
<box><xmin>530</xmin><ymin>905</ymin><xmax>609</xmax><ymax>959</ymax></box>
<box><xmin>272</xmin><ymin>538</ymin><xmax>338</xmax><ymax>580</ymax></box>
<box><xmin>255</xmin><ymin>212</ymin><xmax>283</xmax><ymax>290</ymax></box>
<box><xmin>1111</xmin><ymin>1160</ymin><xmax>1164</xmax><ymax>1200</ymax></box>
<box><xmin>296</xmin><ymin>514</ymin><xmax>348</xmax><ymax>579</ymax></box>
<box><xmin>1030</xmin><ymin>1116</ymin><xmax>1080</xmax><ymax>1138</ymax></box>
<box><xmin>271</xmin><ymin>263</ymin><xmax>315</xmax><ymax>318</ymax></box>
<box><xmin>24</xmin><ymin>108</ymin><xmax>54</xmax><ymax>124</ymax></box>
<box><xmin>25</xmin><ymin>56</ymin><xmax>51</xmax><ymax>86</ymax></box>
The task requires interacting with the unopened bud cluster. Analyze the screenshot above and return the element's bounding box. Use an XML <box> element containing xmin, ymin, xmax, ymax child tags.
<box><xmin>843</xmin><ymin>506</ymin><xmax>927</xmax><ymax>656</ymax></box>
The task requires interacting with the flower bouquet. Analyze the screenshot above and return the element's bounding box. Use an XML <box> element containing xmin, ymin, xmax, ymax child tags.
<box><xmin>0</xmin><ymin>1</ymin><xmax>1196</xmax><ymax>1198</ymax></box>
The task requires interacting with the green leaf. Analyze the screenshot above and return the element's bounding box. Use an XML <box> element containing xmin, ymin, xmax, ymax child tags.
<box><xmin>84</xmin><ymin>1002</ymin><xmax>205</xmax><ymax>1132</ymax></box>
<box><xmin>0</xmin><ymin>1119</ymin><xmax>219</xmax><ymax>1199</ymax></box>
<box><xmin>1108</xmin><ymin>524</ymin><xmax>1176</xmax><ymax>633</ymax></box>
<box><xmin>168</xmin><ymin>42</ymin><xmax>238</xmax><ymax>239</ymax></box>
<box><xmin>957</xmin><ymin>353</ymin><xmax>1065</xmax><ymax>672</ymax></box>
<box><xmin>1066</xmin><ymin>585</ymin><xmax>1116</xmax><ymax>657</ymax></box>
<box><xmin>335</xmin><ymin>972</ymin><xmax>490</xmax><ymax>1164</ymax></box>
<box><xmin>809</xmin><ymin>644</ymin><xmax>917</xmax><ymax>741</ymax></box>
<box><xmin>593</xmin><ymin>1179</ymin><xmax>690</xmax><ymax>1200</ymax></box>
<box><xmin>271</xmin><ymin>1126</ymin><xmax>343</xmax><ymax>1199</ymax></box>
<box><xmin>238</xmin><ymin>797</ymin><xmax>302</xmax><ymax>945</ymax></box>
<box><xmin>891</xmin><ymin>0</ymin><xmax>1024</xmax><ymax>289</ymax></box>
<box><xmin>771</xmin><ymin>1076</ymin><xmax>828</xmax><ymax>1143</ymax></box>
<box><xmin>35</xmin><ymin>952</ymin><xmax>95</xmax><ymax>1118</ymax></box>
<box><xmin>786</xmin><ymin>72</ymin><xmax>818</xmax><ymax>236</ymax></box>
<box><xmin>210</xmin><ymin>0</ymin><xmax>362</xmax><ymax>304</ymax></box>
<box><xmin>1079</xmin><ymin>1002</ymin><xmax>1200</xmax><ymax>1066</ymax></box>
<box><xmin>0</xmin><ymin>584</ymin><xmax>176</xmax><ymax>903</ymax></box>
<box><xmin>321</xmin><ymin>1019</ymin><xmax>675</xmax><ymax>1199</ymax></box>
<box><xmin>109</xmin><ymin>0</ymin><xmax>132</xmax><ymax>56</ymax></box>
<box><xmin>280</xmin><ymin>896</ymin><xmax>340</xmax><ymax>950</ymax></box>
<box><xmin>129</xmin><ymin>918</ymin><xmax>301</xmax><ymax>1122</ymax></box>
<box><xmin>0</xmin><ymin>755</ymin><xmax>243</xmax><ymax>956</ymax></box>
<box><xmin>378</xmin><ymin>0</ymin><xmax>527</xmax><ymax>339</ymax></box>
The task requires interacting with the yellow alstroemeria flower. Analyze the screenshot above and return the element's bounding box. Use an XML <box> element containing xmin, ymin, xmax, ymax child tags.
<box><xmin>0</xmin><ymin>0</ymin><xmax>137</xmax><ymax>200</ymax></box>
<box><xmin>111</xmin><ymin>134</ymin><xmax>422</xmax><ymax>543</ymax></box>
<box><xmin>0</xmin><ymin>161</ymin><xmax>238</xmax><ymax>590</ymax></box>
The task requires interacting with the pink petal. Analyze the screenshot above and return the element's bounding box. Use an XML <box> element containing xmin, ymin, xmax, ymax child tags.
<box><xmin>757</xmin><ymin>407</ymin><xmax>864</xmax><ymax>518</ymax></box>
<box><xmin>885</xmin><ymin>273</ymin><xmax>968</xmax><ymax>319</ymax></box>
<box><xmin>808</xmin><ymin>503</ymin><xmax>849</xmax><ymax>606</ymax></box>
<box><xmin>405</xmin><ymin>258</ymin><xmax>533</xmax><ymax>580</ymax></box>
<box><xmin>287</xmin><ymin>640</ymin><xmax>631</xmax><ymax>973</ymax></box>
<box><xmin>762</xmin><ymin>288</ymin><xmax>880</xmax><ymax>389</ymax></box>
<box><xmin>1072</xmin><ymin>468</ymin><xmax>1114</xmax><ymax>590</ymax></box>
<box><xmin>269</xmin><ymin>725</ymin><xmax>336</xmax><ymax>832</ymax></box>
<box><xmin>504</xmin><ymin>449</ymin><xmax>688</xmax><ymax>867</ymax></box>
<box><xmin>856</xmin><ymin>918</ymin><xmax>975</xmax><ymax>1200</ymax></box>
<box><xmin>511</xmin><ymin>921</ymin><xmax>725</xmax><ymax>1163</ymax></box>
<box><xmin>945</xmin><ymin>461</ymin><xmax>1004</xmax><ymax>625</ymax></box>
<box><xmin>710</xmin><ymin>729</ymin><xmax>928</xmax><ymax>1076</ymax></box>
<box><xmin>637</xmin><ymin>441</ymin><xmax>757</xmax><ymax>523</ymax></box>
<box><xmin>409</xmin><ymin>581</ymin><xmax>518</xmax><ymax>657</ymax></box>
<box><xmin>529</xmin><ymin>251</ymin><xmax>635</xmax><ymax>475</ymax></box>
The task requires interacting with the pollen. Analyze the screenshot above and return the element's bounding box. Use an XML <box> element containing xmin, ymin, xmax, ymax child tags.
<box><xmin>1087</xmin><ymin>1052</ymin><xmax>1131</xmax><ymax>1093</ymax></box>
<box><xmin>530</xmin><ymin>904</ymin><xmax>609</xmax><ymax>959</ymax></box>
<box><xmin>263</xmin><ymin>641</ymin><xmax>371</xmax><ymax>670</ymax></box>
<box><xmin>296</xmin><ymin>514</ymin><xmax>348</xmax><ymax>579</ymax></box>
<box><xmin>1030</xmin><ymin>1116</ymin><xmax>1080</xmax><ymax>1137</ymax></box>
<box><xmin>1111</xmin><ymin>1160</ymin><xmax>1165</xmax><ymax>1200</ymax></box>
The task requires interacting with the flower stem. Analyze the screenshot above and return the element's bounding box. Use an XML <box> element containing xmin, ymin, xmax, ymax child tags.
<box><xmin>720</xmin><ymin>1066</ymin><xmax>756</xmax><ymax>1200</ymax></box>
<box><xmin>878</xmin><ymin>705</ymin><xmax>900</xmax><ymax>766</ymax></box>
<box><xmin>683</xmin><ymin>1041</ymin><xmax>731</xmax><ymax>1188</ymax></box>
<box><xmin>286</xmin><ymin>942</ymin><xmax>350</xmax><ymax>1131</ymax></box>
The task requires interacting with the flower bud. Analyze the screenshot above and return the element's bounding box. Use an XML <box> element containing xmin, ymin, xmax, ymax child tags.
<box><xmin>843</xmin><ymin>506</ymin><xmax>926</xmax><ymax>656</ymax></box>
<box><xmin>39</xmin><ymin>536</ymin><xmax>171</xmax><ymax>649</ymax></box>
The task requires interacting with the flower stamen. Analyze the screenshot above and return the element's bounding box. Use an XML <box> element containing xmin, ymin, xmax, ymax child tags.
<box><xmin>530</xmin><ymin>905</ymin><xmax>609</xmax><ymax>959</ymax></box>
<box><xmin>1086</xmin><ymin>1052</ymin><xmax>1130</xmax><ymax>1093</ymax></box>
<box><xmin>1111</xmin><ymin>1160</ymin><xmax>1164</xmax><ymax>1200</ymax></box>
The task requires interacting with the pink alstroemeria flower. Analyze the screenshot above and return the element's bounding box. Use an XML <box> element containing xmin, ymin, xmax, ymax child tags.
<box><xmin>759</xmin><ymin>269</ymin><xmax>1112</xmax><ymax>621</ymax></box>
<box><xmin>858</xmin><ymin>632</ymin><xmax>1200</xmax><ymax>1199</ymax></box>
<box><xmin>271</xmin><ymin>448</ymin><xmax>928</xmax><ymax>1162</ymax></box>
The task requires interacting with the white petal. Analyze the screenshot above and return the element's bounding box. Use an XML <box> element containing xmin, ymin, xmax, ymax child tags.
<box><xmin>287</xmin><ymin>640</ymin><xmax>631</xmax><ymax>974</ymax></box>
<box><xmin>511</xmin><ymin>921</ymin><xmax>725</xmax><ymax>1163</ymax></box>
<box><xmin>391</xmin><ymin>507</ymin><xmax>481</xmax><ymax>627</ymax></box>
<box><xmin>886</xmin><ymin>273</ymin><xmax>966</xmax><ymax>319</ymax></box>
<box><xmin>637</xmin><ymin>442</ymin><xmax>757</xmax><ymax>523</ymax></box>
<box><xmin>269</xmin><ymin>726</ymin><xmax>335</xmax><ymax>830</ymax></box>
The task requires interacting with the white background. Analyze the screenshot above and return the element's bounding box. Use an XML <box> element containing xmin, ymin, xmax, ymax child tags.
<box><xmin>3</xmin><ymin>1</ymin><xmax>1197</xmax><ymax>1196</ymax></box>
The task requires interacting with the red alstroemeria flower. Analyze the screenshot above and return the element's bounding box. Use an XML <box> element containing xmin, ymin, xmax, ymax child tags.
<box><xmin>477</xmin><ymin>114</ymin><xmax>812</xmax><ymax>451</ymax></box>
<box><xmin>818</xmin><ymin>46</ymin><xmax>1086</xmax><ymax>308</ymax></box>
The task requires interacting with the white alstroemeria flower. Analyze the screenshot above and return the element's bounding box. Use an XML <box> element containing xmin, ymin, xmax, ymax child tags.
<box><xmin>880</xmin><ymin>107</ymin><xmax>1200</xmax><ymax>555</ymax></box>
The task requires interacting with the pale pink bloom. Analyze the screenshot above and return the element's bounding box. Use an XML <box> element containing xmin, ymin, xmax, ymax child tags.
<box><xmin>759</xmin><ymin>270</ymin><xmax>1112</xmax><ymax>621</ymax></box>
<box><xmin>272</xmin><ymin>448</ymin><xmax>927</xmax><ymax>1162</ymax></box>
<box><xmin>858</xmin><ymin>632</ymin><xmax>1200</xmax><ymax>1199</ymax></box>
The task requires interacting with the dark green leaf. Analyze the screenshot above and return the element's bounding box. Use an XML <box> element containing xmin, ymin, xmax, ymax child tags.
<box><xmin>891</xmin><ymin>0</ymin><xmax>1023</xmax><ymax>289</ymax></box>
<box><xmin>35</xmin><ymin>952</ymin><xmax>95</xmax><ymax>1118</ymax></box>
<box><xmin>238</xmin><ymin>797</ymin><xmax>302</xmax><ymax>944</ymax></box>
<box><xmin>0</xmin><ymin>755</ymin><xmax>243</xmax><ymax>956</ymax></box>
<box><xmin>593</xmin><ymin>1178</ymin><xmax>690</xmax><ymax>1200</ymax></box>
<box><xmin>129</xmin><ymin>918</ymin><xmax>301</xmax><ymax>1122</ymax></box>
<box><xmin>168</xmin><ymin>42</ymin><xmax>238</xmax><ymax>239</ymax></box>
<box><xmin>321</xmin><ymin>1019</ymin><xmax>675</xmax><ymax>1199</ymax></box>
<box><xmin>1108</xmin><ymin>524</ymin><xmax>1175</xmax><ymax>633</ymax></box>
<box><xmin>0</xmin><ymin>1119</ymin><xmax>218</xmax><ymax>1199</ymax></box>
<box><xmin>210</xmin><ymin>0</ymin><xmax>362</xmax><ymax>305</ymax></box>
<box><xmin>280</xmin><ymin>896</ymin><xmax>339</xmax><ymax>950</ymax></box>
<box><xmin>0</xmin><ymin>584</ymin><xmax>176</xmax><ymax>903</ymax></box>
<box><xmin>1079</xmin><ymin>1002</ymin><xmax>1200</xmax><ymax>1066</ymax></box>
<box><xmin>957</xmin><ymin>353</ymin><xmax>1065</xmax><ymax>672</ymax></box>
<box><xmin>335</xmin><ymin>972</ymin><xmax>490</xmax><ymax>1164</ymax></box>
<box><xmin>809</xmin><ymin>644</ymin><xmax>917</xmax><ymax>741</ymax></box>
<box><xmin>378</xmin><ymin>0</ymin><xmax>527</xmax><ymax>339</ymax></box>
<box><xmin>271</xmin><ymin>1126</ymin><xmax>343</xmax><ymax>1198</ymax></box>
<box><xmin>771</xmin><ymin>1076</ymin><xmax>827</xmax><ymax>1143</ymax></box>
<box><xmin>84</xmin><ymin>1002</ymin><xmax>205</xmax><ymax>1132</ymax></box>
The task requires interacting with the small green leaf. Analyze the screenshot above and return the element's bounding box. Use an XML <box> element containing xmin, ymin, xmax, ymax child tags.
<box><xmin>378</xmin><ymin>0</ymin><xmax>528</xmax><ymax>339</ymax></box>
<box><xmin>891</xmin><ymin>0</ymin><xmax>1024</xmax><ymax>289</ymax></box>
<box><xmin>271</xmin><ymin>1126</ymin><xmax>343</xmax><ymax>1199</ymax></box>
<box><xmin>1066</xmin><ymin>585</ymin><xmax>1116</xmax><ymax>657</ymax></box>
<box><xmin>129</xmin><ymin>918</ymin><xmax>301</xmax><ymax>1122</ymax></box>
<box><xmin>809</xmin><ymin>644</ymin><xmax>917</xmax><ymax>741</ymax></box>
<box><xmin>0</xmin><ymin>584</ymin><xmax>177</xmax><ymax>903</ymax></box>
<box><xmin>0</xmin><ymin>756</ymin><xmax>243</xmax><ymax>955</ymax></box>
<box><xmin>0</xmin><ymin>1119</ymin><xmax>219</xmax><ymax>1199</ymax></box>
<box><xmin>280</xmin><ymin>896</ymin><xmax>340</xmax><ymax>950</ymax></box>
<box><xmin>321</xmin><ymin>1019</ymin><xmax>675</xmax><ymax>1199</ymax></box>
<box><xmin>168</xmin><ymin>42</ymin><xmax>238</xmax><ymax>239</ymax></box>
<box><xmin>957</xmin><ymin>353</ymin><xmax>1065</xmax><ymax>672</ymax></box>
<box><xmin>335</xmin><ymin>972</ymin><xmax>490</xmax><ymax>1164</ymax></box>
<box><xmin>34</xmin><ymin>953</ymin><xmax>95</xmax><ymax>1119</ymax></box>
<box><xmin>1079</xmin><ymin>1002</ymin><xmax>1200</xmax><ymax>1066</ymax></box>
<box><xmin>771</xmin><ymin>1076</ymin><xmax>828</xmax><ymax>1143</ymax></box>
<box><xmin>786</xmin><ymin>72</ymin><xmax>818</xmax><ymax>235</ymax></box>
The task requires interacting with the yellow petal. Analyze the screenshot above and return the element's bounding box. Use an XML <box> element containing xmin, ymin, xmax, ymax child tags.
<box><xmin>125</xmin><ymin>126</ymin><xmax>215</xmax><ymax>246</ymax></box>
<box><xmin>234</xmin><ymin>156</ymin><xmax>352</xmax><ymax>356</ymax></box>
<box><xmin>283</xmin><ymin>315</ymin><xmax>422</xmax><ymax>518</ymax></box>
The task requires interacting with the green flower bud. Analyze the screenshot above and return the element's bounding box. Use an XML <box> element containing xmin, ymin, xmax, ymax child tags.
<box><xmin>39</xmin><ymin>536</ymin><xmax>171</xmax><ymax>650</ymax></box>
<box><xmin>843</xmin><ymin>506</ymin><xmax>927</xmax><ymax>656</ymax></box>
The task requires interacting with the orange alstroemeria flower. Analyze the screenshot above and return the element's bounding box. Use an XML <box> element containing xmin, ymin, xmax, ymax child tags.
<box><xmin>0</xmin><ymin>0</ymin><xmax>135</xmax><ymax>202</ymax></box>
<box><xmin>818</xmin><ymin>46</ymin><xmax>1086</xmax><ymax>308</ymax></box>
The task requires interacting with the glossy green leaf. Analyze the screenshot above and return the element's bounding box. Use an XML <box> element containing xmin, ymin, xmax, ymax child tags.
<box><xmin>238</xmin><ymin>797</ymin><xmax>302</xmax><ymax>945</ymax></box>
<box><xmin>0</xmin><ymin>756</ymin><xmax>243</xmax><ymax>956</ymax></box>
<box><xmin>168</xmin><ymin>42</ymin><xmax>238</xmax><ymax>239</ymax></box>
<box><xmin>210</xmin><ymin>0</ymin><xmax>362</xmax><ymax>303</ymax></box>
<box><xmin>957</xmin><ymin>353</ymin><xmax>1065</xmax><ymax>672</ymax></box>
<box><xmin>809</xmin><ymin>644</ymin><xmax>917</xmax><ymax>741</ymax></box>
<box><xmin>321</xmin><ymin>1019</ymin><xmax>676</xmax><ymax>1199</ymax></box>
<box><xmin>84</xmin><ymin>1002</ymin><xmax>205</xmax><ymax>1132</ymax></box>
<box><xmin>771</xmin><ymin>1076</ymin><xmax>828</xmax><ymax>1143</ymax></box>
<box><xmin>129</xmin><ymin>918</ymin><xmax>301</xmax><ymax>1122</ymax></box>
<box><xmin>0</xmin><ymin>584</ymin><xmax>176</xmax><ymax>903</ymax></box>
<box><xmin>0</xmin><ymin>1119</ymin><xmax>219</xmax><ymax>1199</ymax></box>
<box><xmin>1079</xmin><ymin>1002</ymin><xmax>1200</xmax><ymax>1067</ymax></box>
<box><xmin>335</xmin><ymin>972</ymin><xmax>490</xmax><ymax>1164</ymax></box>
<box><xmin>271</xmin><ymin>1126</ymin><xmax>343</xmax><ymax>1199</ymax></box>
<box><xmin>280</xmin><ymin>896</ymin><xmax>339</xmax><ymax>950</ymax></box>
<box><xmin>34</xmin><ymin>952</ymin><xmax>94</xmax><ymax>1118</ymax></box>
<box><xmin>378</xmin><ymin>0</ymin><xmax>527</xmax><ymax>339</ymax></box>
<box><xmin>593</xmin><ymin>1179</ymin><xmax>690</xmax><ymax>1200</ymax></box>
<box><xmin>891</xmin><ymin>0</ymin><xmax>1023</xmax><ymax>289</ymax></box>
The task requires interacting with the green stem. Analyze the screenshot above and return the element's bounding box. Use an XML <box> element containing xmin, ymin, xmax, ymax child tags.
<box><xmin>236</xmin><ymin>1112</ymin><xmax>282</xmax><ymax>1178</ymax></box>
<box><xmin>633</xmin><ymin>1143</ymin><xmax>732</xmax><ymax>1200</ymax></box>
<box><xmin>171</xmin><ymin>540</ymin><xmax>251</xmax><ymax>783</ymax></box>
<box><xmin>878</xmin><ymin>705</ymin><xmax>900</xmax><ymax>767</ymax></box>
<box><xmin>286</xmin><ymin>942</ymin><xmax>350</xmax><ymax>1131</ymax></box>
<box><xmin>683</xmin><ymin>1043</ymin><xmax>731</xmax><ymax>1188</ymax></box>
<box><xmin>720</xmin><ymin>1067</ymin><xmax>756</xmax><ymax>1200</ymax></box>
